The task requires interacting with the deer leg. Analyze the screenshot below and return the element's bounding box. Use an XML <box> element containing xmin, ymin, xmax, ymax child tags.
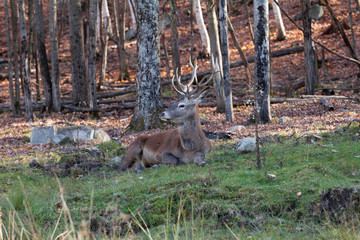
<box><xmin>120</xmin><ymin>138</ymin><xmax>144</xmax><ymax>171</ymax></box>
<box><xmin>160</xmin><ymin>152</ymin><xmax>183</xmax><ymax>165</ymax></box>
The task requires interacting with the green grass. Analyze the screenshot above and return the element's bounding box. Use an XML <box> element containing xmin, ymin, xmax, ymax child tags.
<box><xmin>1</xmin><ymin>128</ymin><xmax>360</xmax><ymax>239</ymax></box>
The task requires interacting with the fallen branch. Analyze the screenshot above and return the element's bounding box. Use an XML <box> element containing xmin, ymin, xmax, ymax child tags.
<box><xmin>319</xmin><ymin>98</ymin><xmax>335</xmax><ymax>111</ymax></box>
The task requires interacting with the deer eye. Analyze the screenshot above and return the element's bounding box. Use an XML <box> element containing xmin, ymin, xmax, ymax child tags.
<box><xmin>178</xmin><ymin>103</ymin><xmax>185</xmax><ymax>109</ymax></box>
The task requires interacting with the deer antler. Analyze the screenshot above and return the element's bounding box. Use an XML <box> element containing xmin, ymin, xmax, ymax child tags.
<box><xmin>172</xmin><ymin>57</ymin><xmax>214</xmax><ymax>98</ymax></box>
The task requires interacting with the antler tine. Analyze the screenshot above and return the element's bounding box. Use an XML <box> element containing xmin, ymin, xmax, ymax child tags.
<box><xmin>171</xmin><ymin>74</ymin><xmax>185</xmax><ymax>96</ymax></box>
<box><xmin>186</xmin><ymin>57</ymin><xmax>198</xmax><ymax>93</ymax></box>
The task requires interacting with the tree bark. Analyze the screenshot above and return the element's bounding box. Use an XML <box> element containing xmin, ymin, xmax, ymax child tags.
<box><xmin>301</xmin><ymin>0</ymin><xmax>317</xmax><ymax>95</ymax></box>
<box><xmin>35</xmin><ymin>0</ymin><xmax>53</xmax><ymax>112</ymax></box>
<box><xmin>3</xmin><ymin>0</ymin><xmax>15</xmax><ymax>114</ymax></box>
<box><xmin>207</xmin><ymin>0</ymin><xmax>225</xmax><ymax>113</ymax></box>
<box><xmin>10</xmin><ymin>0</ymin><xmax>21</xmax><ymax>114</ymax></box>
<box><xmin>129</xmin><ymin>0</ymin><xmax>163</xmax><ymax>130</ymax></box>
<box><xmin>219</xmin><ymin>0</ymin><xmax>234</xmax><ymax>122</ymax></box>
<box><xmin>99</xmin><ymin>0</ymin><xmax>111</xmax><ymax>89</ymax></box>
<box><xmin>50</xmin><ymin>0</ymin><xmax>61</xmax><ymax>112</ymax></box>
<box><xmin>128</xmin><ymin>0</ymin><xmax>137</xmax><ymax>31</ymax></box>
<box><xmin>69</xmin><ymin>0</ymin><xmax>88</xmax><ymax>106</ymax></box>
<box><xmin>271</xmin><ymin>0</ymin><xmax>286</xmax><ymax>41</ymax></box>
<box><xmin>193</xmin><ymin>0</ymin><xmax>210</xmax><ymax>57</ymax></box>
<box><xmin>254</xmin><ymin>0</ymin><xmax>271</xmax><ymax>123</ymax></box>
<box><xmin>88</xmin><ymin>0</ymin><xmax>97</xmax><ymax>109</ymax></box>
<box><xmin>119</xmin><ymin>0</ymin><xmax>128</xmax><ymax>80</ymax></box>
<box><xmin>347</xmin><ymin>0</ymin><xmax>357</xmax><ymax>54</ymax></box>
<box><xmin>170</xmin><ymin>0</ymin><xmax>181</xmax><ymax>74</ymax></box>
<box><xmin>19</xmin><ymin>0</ymin><xmax>34</xmax><ymax>122</ymax></box>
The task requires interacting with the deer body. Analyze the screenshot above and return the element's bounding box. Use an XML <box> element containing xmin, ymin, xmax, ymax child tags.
<box><xmin>120</xmin><ymin>58</ymin><xmax>214</xmax><ymax>171</ymax></box>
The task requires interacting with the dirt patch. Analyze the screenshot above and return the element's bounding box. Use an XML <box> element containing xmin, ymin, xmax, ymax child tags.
<box><xmin>320</xmin><ymin>187</ymin><xmax>360</xmax><ymax>221</ymax></box>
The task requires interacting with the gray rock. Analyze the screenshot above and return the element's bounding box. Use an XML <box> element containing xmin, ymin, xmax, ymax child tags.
<box><xmin>30</xmin><ymin>126</ymin><xmax>111</xmax><ymax>145</ymax></box>
<box><xmin>279</xmin><ymin>116</ymin><xmax>290</xmax><ymax>124</ymax></box>
<box><xmin>236</xmin><ymin>137</ymin><xmax>257</xmax><ymax>153</ymax></box>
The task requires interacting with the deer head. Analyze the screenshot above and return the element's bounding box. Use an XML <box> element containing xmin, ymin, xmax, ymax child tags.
<box><xmin>160</xmin><ymin>58</ymin><xmax>214</xmax><ymax>124</ymax></box>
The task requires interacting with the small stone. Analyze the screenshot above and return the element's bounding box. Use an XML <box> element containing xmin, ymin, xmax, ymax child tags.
<box><xmin>267</xmin><ymin>174</ymin><xmax>276</xmax><ymax>180</ymax></box>
<box><xmin>297</xmin><ymin>192</ymin><xmax>302</xmax><ymax>196</ymax></box>
<box><xmin>296</xmin><ymin>227</ymin><xmax>304</xmax><ymax>232</ymax></box>
<box><xmin>198</xmin><ymin>161</ymin><xmax>207</xmax><ymax>167</ymax></box>
<box><xmin>111</xmin><ymin>157</ymin><xmax>123</xmax><ymax>164</ymax></box>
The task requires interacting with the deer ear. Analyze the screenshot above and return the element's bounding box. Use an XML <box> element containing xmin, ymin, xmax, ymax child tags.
<box><xmin>194</xmin><ymin>88</ymin><xmax>208</xmax><ymax>103</ymax></box>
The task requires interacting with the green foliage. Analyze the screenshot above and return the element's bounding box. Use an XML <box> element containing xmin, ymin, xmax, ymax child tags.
<box><xmin>1</xmin><ymin>130</ymin><xmax>360</xmax><ymax>239</ymax></box>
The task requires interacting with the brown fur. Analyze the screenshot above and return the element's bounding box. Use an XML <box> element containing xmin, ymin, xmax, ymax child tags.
<box><xmin>120</xmin><ymin>104</ymin><xmax>212</xmax><ymax>171</ymax></box>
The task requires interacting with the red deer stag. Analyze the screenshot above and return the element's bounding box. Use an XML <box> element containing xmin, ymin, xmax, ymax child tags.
<box><xmin>120</xmin><ymin>59</ymin><xmax>214</xmax><ymax>171</ymax></box>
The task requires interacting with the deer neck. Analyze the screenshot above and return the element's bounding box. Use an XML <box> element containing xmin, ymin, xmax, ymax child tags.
<box><xmin>178</xmin><ymin>106</ymin><xmax>204</xmax><ymax>150</ymax></box>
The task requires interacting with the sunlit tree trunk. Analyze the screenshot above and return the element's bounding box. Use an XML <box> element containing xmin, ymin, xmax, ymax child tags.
<box><xmin>50</xmin><ymin>0</ymin><xmax>61</xmax><ymax>112</ymax></box>
<box><xmin>19</xmin><ymin>0</ymin><xmax>34</xmax><ymax>122</ymax></box>
<box><xmin>193</xmin><ymin>0</ymin><xmax>210</xmax><ymax>57</ymax></box>
<box><xmin>69</xmin><ymin>0</ymin><xmax>88</xmax><ymax>106</ymax></box>
<box><xmin>254</xmin><ymin>0</ymin><xmax>271</xmax><ymax>123</ymax></box>
<box><xmin>3</xmin><ymin>0</ymin><xmax>15</xmax><ymax>114</ymax></box>
<box><xmin>129</xmin><ymin>0</ymin><xmax>162</xmax><ymax>130</ymax></box>
<box><xmin>219</xmin><ymin>0</ymin><xmax>234</xmax><ymax>122</ymax></box>
<box><xmin>207</xmin><ymin>0</ymin><xmax>225</xmax><ymax>113</ymax></box>
<box><xmin>99</xmin><ymin>0</ymin><xmax>112</xmax><ymax>89</ymax></box>
<box><xmin>35</xmin><ymin>0</ymin><xmax>53</xmax><ymax>112</ymax></box>
<box><xmin>271</xmin><ymin>0</ymin><xmax>286</xmax><ymax>41</ymax></box>
<box><xmin>128</xmin><ymin>0</ymin><xmax>137</xmax><ymax>31</ymax></box>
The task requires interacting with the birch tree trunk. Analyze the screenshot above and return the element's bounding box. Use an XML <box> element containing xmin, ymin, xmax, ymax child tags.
<box><xmin>129</xmin><ymin>0</ymin><xmax>163</xmax><ymax>130</ymax></box>
<box><xmin>3</xmin><ymin>0</ymin><xmax>15</xmax><ymax>114</ymax></box>
<box><xmin>301</xmin><ymin>0</ymin><xmax>317</xmax><ymax>95</ymax></box>
<box><xmin>118</xmin><ymin>0</ymin><xmax>128</xmax><ymax>80</ymax></box>
<box><xmin>193</xmin><ymin>0</ymin><xmax>210</xmax><ymax>58</ymax></box>
<box><xmin>128</xmin><ymin>0</ymin><xmax>137</xmax><ymax>31</ymax></box>
<box><xmin>170</xmin><ymin>0</ymin><xmax>181</xmax><ymax>74</ymax></box>
<box><xmin>271</xmin><ymin>0</ymin><xmax>286</xmax><ymax>41</ymax></box>
<box><xmin>219</xmin><ymin>0</ymin><xmax>234</xmax><ymax>122</ymax></box>
<box><xmin>69</xmin><ymin>0</ymin><xmax>88</xmax><ymax>106</ymax></box>
<box><xmin>35</xmin><ymin>0</ymin><xmax>53</xmax><ymax>112</ymax></box>
<box><xmin>19</xmin><ymin>0</ymin><xmax>34</xmax><ymax>122</ymax></box>
<box><xmin>254</xmin><ymin>0</ymin><xmax>271</xmax><ymax>123</ymax></box>
<box><xmin>10</xmin><ymin>0</ymin><xmax>21</xmax><ymax>114</ymax></box>
<box><xmin>50</xmin><ymin>0</ymin><xmax>61</xmax><ymax>112</ymax></box>
<box><xmin>88</xmin><ymin>0</ymin><xmax>97</xmax><ymax>109</ymax></box>
<box><xmin>207</xmin><ymin>0</ymin><xmax>225</xmax><ymax>113</ymax></box>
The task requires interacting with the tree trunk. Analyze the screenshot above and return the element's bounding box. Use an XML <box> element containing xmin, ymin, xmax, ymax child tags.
<box><xmin>35</xmin><ymin>0</ymin><xmax>53</xmax><ymax>112</ymax></box>
<box><xmin>193</xmin><ymin>0</ymin><xmax>210</xmax><ymax>57</ymax></box>
<box><xmin>128</xmin><ymin>0</ymin><xmax>137</xmax><ymax>31</ymax></box>
<box><xmin>50</xmin><ymin>0</ymin><xmax>61</xmax><ymax>112</ymax></box>
<box><xmin>301</xmin><ymin>0</ymin><xmax>317</xmax><ymax>95</ymax></box>
<box><xmin>129</xmin><ymin>0</ymin><xmax>163</xmax><ymax>130</ymax></box>
<box><xmin>219</xmin><ymin>0</ymin><xmax>234</xmax><ymax>122</ymax></box>
<box><xmin>170</xmin><ymin>0</ymin><xmax>181</xmax><ymax>74</ymax></box>
<box><xmin>271</xmin><ymin>0</ymin><xmax>286</xmax><ymax>41</ymax></box>
<box><xmin>207</xmin><ymin>0</ymin><xmax>225</xmax><ymax>113</ymax></box>
<box><xmin>27</xmin><ymin>0</ymin><xmax>35</xmax><ymax>65</ymax></box>
<box><xmin>119</xmin><ymin>0</ymin><xmax>128</xmax><ymax>80</ymax></box>
<box><xmin>88</xmin><ymin>0</ymin><xmax>97</xmax><ymax>109</ymax></box>
<box><xmin>347</xmin><ymin>0</ymin><xmax>357</xmax><ymax>54</ymax></box>
<box><xmin>19</xmin><ymin>0</ymin><xmax>34</xmax><ymax>122</ymax></box>
<box><xmin>3</xmin><ymin>0</ymin><xmax>15</xmax><ymax>114</ymax></box>
<box><xmin>69</xmin><ymin>0</ymin><xmax>88</xmax><ymax>106</ymax></box>
<box><xmin>10</xmin><ymin>0</ymin><xmax>21</xmax><ymax>114</ymax></box>
<box><xmin>254</xmin><ymin>0</ymin><xmax>271</xmax><ymax>123</ymax></box>
<box><xmin>99</xmin><ymin>0</ymin><xmax>111</xmax><ymax>89</ymax></box>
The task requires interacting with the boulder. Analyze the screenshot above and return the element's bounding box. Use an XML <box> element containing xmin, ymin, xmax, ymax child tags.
<box><xmin>30</xmin><ymin>126</ymin><xmax>111</xmax><ymax>145</ymax></box>
<box><xmin>236</xmin><ymin>137</ymin><xmax>257</xmax><ymax>153</ymax></box>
